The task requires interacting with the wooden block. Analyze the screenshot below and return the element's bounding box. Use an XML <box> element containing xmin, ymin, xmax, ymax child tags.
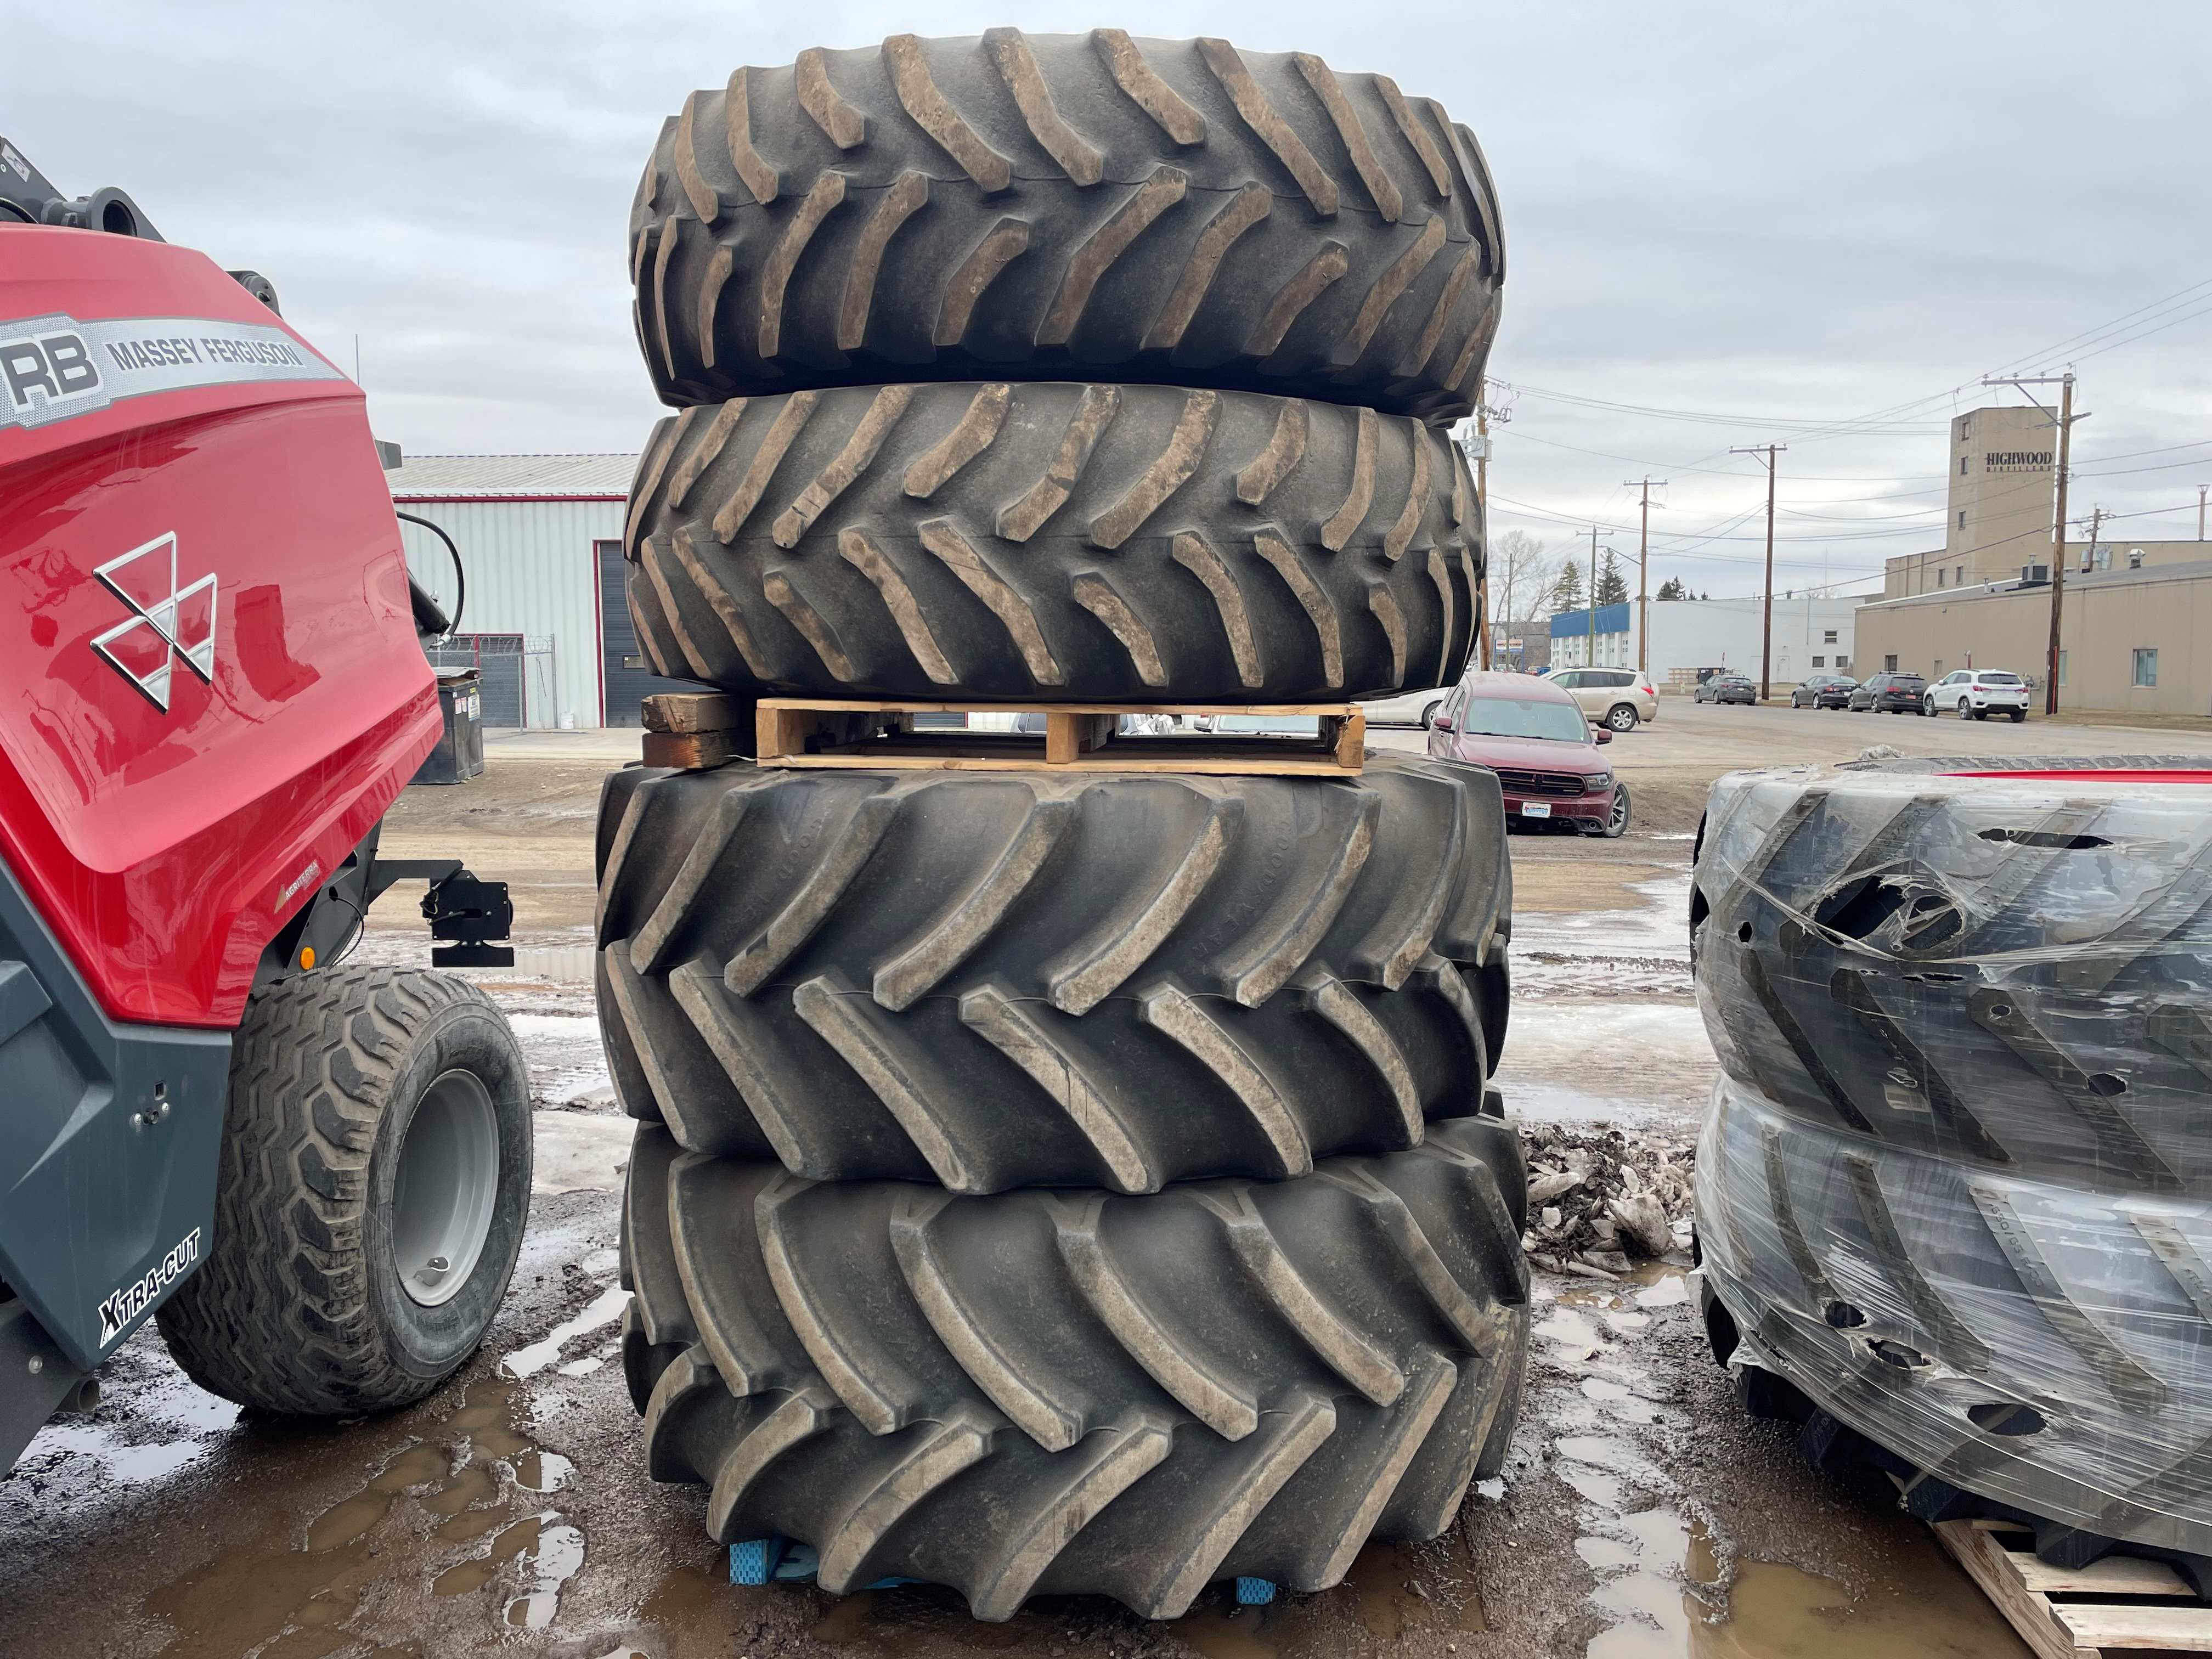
<box><xmin>1044</xmin><ymin>711</ymin><xmax>1118</xmax><ymax>763</ymax></box>
<box><xmin>1932</xmin><ymin>1521</ymin><xmax>2089</xmax><ymax>1659</ymax></box>
<box><xmin>2055</xmin><ymin>1603</ymin><xmax>2212</xmax><ymax>1651</ymax></box>
<box><xmin>1333</xmin><ymin>707</ymin><xmax>1366</xmax><ymax>769</ymax></box>
<box><xmin>755</xmin><ymin>705</ymin><xmax>816</xmax><ymax>761</ymax></box>
<box><xmin>642</xmin><ymin>692</ymin><xmax>752</xmax><ymax>734</ymax></box>
<box><xmin>644</xmin><ymin>729</ymin><xmax>746</xmax><ymax>771</ymax></box>
<box><xmin>2017</xmin><ymin>1555</ymin><xmax>2194</xmax><ymax>1597</ymax></box>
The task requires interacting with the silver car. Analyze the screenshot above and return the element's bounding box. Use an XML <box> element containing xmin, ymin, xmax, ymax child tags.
<box><xmin>1357</xmin><ymin>684</ymin><xmax>1454</xmax><ymax>727</ymax></box>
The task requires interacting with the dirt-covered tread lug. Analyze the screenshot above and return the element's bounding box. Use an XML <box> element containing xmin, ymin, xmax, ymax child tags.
<box><xmin>629</xmin><ymin>380</ymin><xmax>1476</xmax><ymax>703</ymax></box>
<box><xmin>597</xmin><ymin>754</ymin><xmax>1508</xmax><ymax>1190</ymax></box>
<box><xmin>631</xmin><ymin>33</ymin><xmax>1501</xmax><ymax>421</ymax></box>
<box><xmin>625</xmin><ymin>1115</ymin><xmax>1530</xmax><ymax>1618</ymax></box>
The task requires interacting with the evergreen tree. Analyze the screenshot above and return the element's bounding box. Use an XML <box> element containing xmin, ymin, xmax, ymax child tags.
<box><xmin>1550</xmin><ymin>560</ymin><xmax>1584</xmax><ymax>612</ymax></box>
<box><xmin>1656</xmin><ymin>576</ymin><xmax>1688</xmax><ymax>601</ymax></box>
<box><xmin>1595</xmin><ymin>550</ymin><xmax>1630</xmax><ymax>607</ymax></box>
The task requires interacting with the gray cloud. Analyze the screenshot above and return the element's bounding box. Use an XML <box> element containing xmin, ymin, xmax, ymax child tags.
<box><xmin>15</xmin><ymin>0</ymin><xmax>2208</xmax><ymax>595</ymax></box>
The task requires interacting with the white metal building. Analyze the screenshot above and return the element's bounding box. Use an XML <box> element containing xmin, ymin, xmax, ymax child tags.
<box><xmin>387</xmin><ymin>454</ymin><xmax>686</xmax><ymax>727</ymax></box>
<box><xmin>1550</xmin><ymin>595</ymin><xmax>1859</xmax><ymax>690</ymax></box>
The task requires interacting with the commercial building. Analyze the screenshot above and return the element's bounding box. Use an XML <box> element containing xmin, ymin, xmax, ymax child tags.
<box><xmin>1853</xmin><ymin>400</ymin><xmax>2212</xmax><ymax>713</ymax></box>
<box><xmin>1854</xmin><ymin>557</ymin><xmax>2212</xmax><ymax>716</ymax></box>
<box><xmin>1881</xmin><ymin>406</ymin><xmax>2206</xmax><ymax>599</ymax></box>
<box><xmin>1549</xmin><ymin>595</ymin><xmax>1859</xmax><ymax>690</ymax></box>
<box><xmin>387</xmin><ymin>453</ymin><xmax>689</xmax><ymax>728</ymax></box>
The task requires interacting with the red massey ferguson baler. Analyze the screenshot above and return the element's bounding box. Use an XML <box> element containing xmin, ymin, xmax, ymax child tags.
<box><xmin>1</xmin><ymin>146</ymin><xmax>531</xmax><ymax>1471</ymax></box>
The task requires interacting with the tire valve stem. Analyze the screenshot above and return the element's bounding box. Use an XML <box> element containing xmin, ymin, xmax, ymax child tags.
<box><xmin>420</xmin><ymin>1256</ymin><xmax>451</xmax><ymax>1283</ymax></box>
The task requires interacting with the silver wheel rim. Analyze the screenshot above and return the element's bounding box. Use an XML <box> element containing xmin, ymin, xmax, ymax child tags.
<box><xmin>1610</xmin><ymin>787</ymin><xmax>1629</xmax><ymax>833</ymax></box>
<box><xmin>391</xmin><ymin>1068</ymin><xmax>501</xmax><ymax>1308</ymax></box>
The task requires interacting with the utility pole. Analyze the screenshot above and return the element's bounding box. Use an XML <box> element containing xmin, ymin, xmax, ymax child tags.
<box><xmin>1729</xmin><ymin>444</ymin><xmax>1786</xmax><ymax>702</ymax></box>
<box><xmin>2198</xmin><ymin>484</ymin><xmax>2206</xmax><ymax>541</ymax></box>
<box><xmin>2080</xmin><ymin>504</ymin><xmax>2106</xmax><ymax>570</ymax></box>
<box><xmin>1587</xmin><ymin>526</ymin><xmax>1600</xmax><ymax>667</ymax></box>
<box><xmin>1624</xmin><ymin>477</ymin><xmax>1666</xmax><ymax>675</ymax></box>
<box><xmin>1984</xmin><ymin>374</ymin><xmax>2081</xmax><ymax>716</ymax></box>
<box><xmin>1499</xmin><ymin>532</ymin><xmax>1517</xmax><ymax>669</ymax></box>
<box><xmin>1466</xmin><ymin>388</ymin><xmax>1510</xmax><ymax>668</ymax></box>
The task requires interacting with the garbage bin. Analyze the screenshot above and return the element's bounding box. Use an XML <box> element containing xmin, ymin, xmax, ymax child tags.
<box><xmin>411</xmin><ymin>670</ymin><xmax>484</xmax><ymax>784</ymax></box>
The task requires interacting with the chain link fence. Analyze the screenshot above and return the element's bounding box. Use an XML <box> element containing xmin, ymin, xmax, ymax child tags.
<box><xmin>426</xmin><ymin>634</ymin><xmax>558</xmax><ymax>729</ymax></box>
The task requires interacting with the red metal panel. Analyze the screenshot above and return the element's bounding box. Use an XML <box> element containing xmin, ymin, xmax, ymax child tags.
<box><xmin>0</xmin><ymin>228</ymin><xmax>437</xmax><ymax>1027</ymax></box>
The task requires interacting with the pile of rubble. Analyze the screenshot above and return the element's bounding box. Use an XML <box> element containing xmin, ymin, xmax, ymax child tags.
<box><xmin>1519</xmin><ymin>1125</ymin><xmax>1696</xmax><ymax>1279</ymax></box>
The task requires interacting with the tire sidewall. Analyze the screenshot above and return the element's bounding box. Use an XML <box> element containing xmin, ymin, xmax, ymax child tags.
<box><xmin>364</xmin><ymin>998</ymin><xmax>533</xmax><ymax>1380</ymax></box>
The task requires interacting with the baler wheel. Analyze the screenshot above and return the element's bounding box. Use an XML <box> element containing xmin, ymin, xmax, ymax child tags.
<box><xmin>156</xmin><ymin>968</ymin><xmax>532</xmax><ymax>1415</ymax></box>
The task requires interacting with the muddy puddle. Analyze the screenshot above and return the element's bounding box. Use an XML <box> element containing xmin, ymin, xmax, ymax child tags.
<box><xmin>136</xmin><ymin>1378</ymin><xmax>590</xmax><ymax>1656</ymax></box>
<box><xmin>1525</xmin><ymin>1265</ymin><xmax>2033</xmax><ymax>1659</ymax></box>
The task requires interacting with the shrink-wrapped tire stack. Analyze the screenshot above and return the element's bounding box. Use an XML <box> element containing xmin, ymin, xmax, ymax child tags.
<box><xmin>1691</xmin><ymin>757</ymin><xmax>2212</xmax><ymax>1573</ymax></box>
<box><xmin>603</xmin><ymin>31</ymin><xmax>1526</xmax><ymax>1618</ymax></box>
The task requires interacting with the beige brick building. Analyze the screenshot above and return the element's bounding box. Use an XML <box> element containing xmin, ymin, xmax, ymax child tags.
<box><xmin>1882</xmin><ymin>405</ymin><xmax>2062</xmax><ymax>598</ymax></box>
<box><xmin>1854</xmin><ymin>555</ymin><xmax>2212</xmax><ymax>716</ymax></box>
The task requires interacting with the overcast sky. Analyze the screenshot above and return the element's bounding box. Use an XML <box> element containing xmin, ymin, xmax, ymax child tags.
<box><xmin>14</xmin><ymin>1</ymin><xmax>2209</xmax><ymax>600</ymax></box>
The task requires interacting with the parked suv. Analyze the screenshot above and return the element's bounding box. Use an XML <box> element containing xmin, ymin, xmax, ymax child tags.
<box><xmin>1431</xmin><ymin>671</ymin><xmax>1629</xmax><ymax>836</ymax></box>
<box><xmin>1695</xmin><ymin>673</ymin><xmax>1757</xmax><ymax>706</ymax></box>
<box><xmin>1547</xmin><ymin>668</ymin><xmax>1660</xmax><ymax>731</ymax></box>
<box><xmin>1790</xmin><ymin>674</ymin><xmax>1857</xmax><ymax>709</ymax></box>
<box><xmin>1848</xmin><ymin>672</ymin><xmax>1927</xmax><ymax>713</ymax></box>
<box><xmin>1923</xmin><ymin>669</ymin><xmax>2029</xmax><ymax>722</ymax></box>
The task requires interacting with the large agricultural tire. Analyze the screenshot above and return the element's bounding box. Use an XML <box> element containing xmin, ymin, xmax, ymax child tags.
<box><xmin>596</xmin><ymin>754</ymin><xmax>1511</xmax><ymax>1193</ymax></box>
<box><xmin>1697</xmin><ymin>1079</ymin><xmax>2212</xmax><ymax>1561</ymax></box>
<box><xmin>156</xmin><ymin>968</ymin><xmax>532</xmax><ymax>1415</ymax></box>
<box><xmin>631</xmin><ymin>31</ymin><xmax>1502</xmax><ymax>423</ymax></box>
<box><xmin>620</xmin><ymin>1113</ymin><xmax>1530</xmax><ymax>1618</ymax></box>
<box><xmin>624</xmin><ymin>381</ymin><xmax>1479</xmax><ymax>704</ymax></box>
<box><xmin>1691</xmin><ymin>759</ymin><xmax>2212</xmax><ymax>1193</ymax></box>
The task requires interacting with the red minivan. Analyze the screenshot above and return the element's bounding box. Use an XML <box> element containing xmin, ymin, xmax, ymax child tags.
<box><xmin>1428</xmin><ymin>671</ymin><xmax>1629</xmax><ymax>836</ymax></box>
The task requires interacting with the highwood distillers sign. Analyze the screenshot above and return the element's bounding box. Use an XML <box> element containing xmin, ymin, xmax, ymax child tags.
<box><xmin>1985</xmin><ymin>449</ymin><xmax>2053</xmax><ymax>472</ymax></box>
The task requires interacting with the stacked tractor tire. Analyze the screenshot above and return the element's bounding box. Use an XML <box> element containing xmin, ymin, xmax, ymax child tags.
<box><xmin>1692</xmin><ymin>757</ymin><xmax>2212</xmax><ymax>1579</ymax></box>
<box><xmin>603</xmin><ymin>31</ymin><xmax>1528</xmax><ymax>1620</ymax></box>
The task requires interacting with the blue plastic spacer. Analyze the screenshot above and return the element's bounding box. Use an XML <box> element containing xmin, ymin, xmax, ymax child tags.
<box><xmin>730</xmin><ymin>1536</ymin><xmax>789</xmax><ymax>1586</ymax></box>
<box><xmin>1235</xmin><ymin>1576</ymin><xmax>1277</xmax><ymax>1606</ymax></box>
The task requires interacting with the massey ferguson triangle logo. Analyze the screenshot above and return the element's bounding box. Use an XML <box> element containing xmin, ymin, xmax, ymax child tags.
<box><xmin>92</xmin><ymin>532</ymin><xmax>217</xmax><ymax>711</ymax></box>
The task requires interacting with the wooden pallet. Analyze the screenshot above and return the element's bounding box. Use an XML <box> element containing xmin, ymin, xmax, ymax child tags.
<box><xmin>751</xmin><ymin>697</ymin><xmax>1367</xmax><ymax>776</ymax></box>
<box><xmin>1932</xmin><ymin>1519</ymin><xmax>2212</xmax><ymax>1658</ymax></box>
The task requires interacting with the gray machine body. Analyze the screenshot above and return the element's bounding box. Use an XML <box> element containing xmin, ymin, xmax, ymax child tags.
<box><xmin>0</xmin><ymin>856</ymin><xmax>230</xmax><ymax>1474</ymax></box>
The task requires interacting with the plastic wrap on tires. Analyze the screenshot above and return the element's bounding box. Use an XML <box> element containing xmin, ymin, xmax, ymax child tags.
<box><xmin>1691</xmin><ymin>761</ymin><xmax>2212</xmax><ymax>1559</ymax></box>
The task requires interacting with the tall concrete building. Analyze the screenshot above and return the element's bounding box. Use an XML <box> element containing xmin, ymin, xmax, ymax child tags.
<box><xmin>1883</xmin><ymin>405</ymin><xmax>2058</xmax><ymax>597</ymax></box>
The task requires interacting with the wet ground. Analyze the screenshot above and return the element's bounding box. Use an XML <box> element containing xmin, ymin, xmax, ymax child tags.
<box><xmin>9</xmin><ymin>701</ymin><xmax>2171</xmax><ymax>1657</ymax></box>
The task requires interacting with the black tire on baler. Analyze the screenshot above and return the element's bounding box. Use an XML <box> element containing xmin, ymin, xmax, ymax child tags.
<box><xmin>595</xmin><ymin>752</ymin><xmax>1510</xmax><ymax>1193</ymax></box>
<box><xmin>631</xmin><ymin>31</ymin><xmax>1502</xmax><ymax>423</ymax></box>
<box><xmin>622</xmin><ymin>382</ymin><xmax>1479</xmax><ymax>704</ymax></box>
<box><xmin>156</xmin><ymin>968</ymin><xmax>532</xmax><ymax>1415</ymax></box>
<box><xmin>619</xmin><ymin>1113</ymin><xmax>1529</xmax><ymax>1619</ymax></box>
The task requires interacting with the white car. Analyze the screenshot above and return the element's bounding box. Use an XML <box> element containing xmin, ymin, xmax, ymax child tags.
<box><xmin>1358</xmin><ymin>684</ymin><xmax>1454</xmax><ymax>727</ymax></box>
<box><xmin>1923</xmin><ymin>669</ymin><xmax>2030</xmax><ymax>721</ymax></box>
